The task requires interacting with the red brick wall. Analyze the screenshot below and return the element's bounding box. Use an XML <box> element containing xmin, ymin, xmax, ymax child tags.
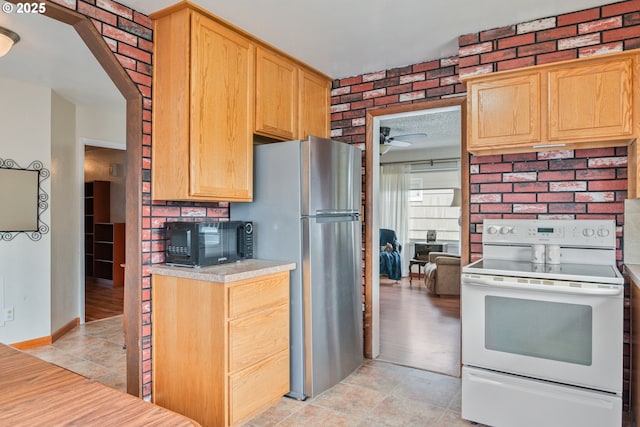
<box><xmin>330</xmin><ymin>57</ymin><xmax>464</xmax><ymax>143</ymax></box>
<box><xmin>458</xmin><ymin>0</ymin><xmax>640</xmax><ymax>78</ymax></box>
<box><xmin>50</xmin><ymin>0</ymin><xmax>230</xmax><ymax>400</ymax></box>
<box><xmin>469</xmin><ymin>148</ymin><xmax>628</xmax><ymax>261</ymax></box>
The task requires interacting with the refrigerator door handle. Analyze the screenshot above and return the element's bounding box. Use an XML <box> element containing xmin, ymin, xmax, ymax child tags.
<box><xmin>314</xmin><ymin>209</ymin><xmax>360</xmax><ymax>216</ymax></box>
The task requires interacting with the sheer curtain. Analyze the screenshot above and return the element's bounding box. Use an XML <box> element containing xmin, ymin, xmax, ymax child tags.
<box><xmin>379</xmin><ymin>163</ymin><xmax>410</xmax><ymax>276</ymax></box>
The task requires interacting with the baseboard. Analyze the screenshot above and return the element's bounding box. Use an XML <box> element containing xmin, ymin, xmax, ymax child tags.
<box><xmin>11</xmin><ymin>336</ymin><xmax>51</xmax><ymax>350</ymax></box>
<box><xmin>10</xmin><ymin>317</ymin><xmax>80</xmax><ymax>350</ymax></box>
<box><xmin>52</xmin><ymin>317</ymin><xmax>80</xmax><ymax>342</ymax></box>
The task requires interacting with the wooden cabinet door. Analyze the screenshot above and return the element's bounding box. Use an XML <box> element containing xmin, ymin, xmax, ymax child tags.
<box><xmin>255</xmin><ymin>47</ymin><xmax>297</xmax><ymax>140</ymax></box>
<box><xmin>468</xmin><ymin>72</ymin><xmax>541</xmax><ymax>150</ymax></box>
<box><xmin>547</xmin><ymin>58</ymin><xmax>633</xmax><ymax>141</ymax></box>
<box><xmin>298</xmin><ymin>68</ymin><xmax>330</xmax><ymax>139</ymax></box>
<box><xmin>152</xmin><ymin>275</ymin><xmax>226</xmax><ymax>427</ymax></box>
<box><xmin>190</xmin><ymin>13</ymin><xmax>254</xmax><ymax>201</ymax></box>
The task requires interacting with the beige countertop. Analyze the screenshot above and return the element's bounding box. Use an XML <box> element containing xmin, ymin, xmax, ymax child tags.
<box><xmin>625</xmin><ymin>264</ymin><xmax>640</xmax><ymax>285</ymax></box>
<box><xmin>149</xmin><ymin>259</ymin><xmax>296</xmax><ymax>283</ymax></box>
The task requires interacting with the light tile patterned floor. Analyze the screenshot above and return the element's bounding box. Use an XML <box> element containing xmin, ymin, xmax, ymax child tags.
<box><xmin>22</xmin><ymin>315</ymin><xmax>631</xmax><ymax>426</ymax></box>
<box><xmin>242</xmin><ymin>360</ymin><xmax>477</xmax><ymax>427</ymax></box>
<box><xmin>24</xmin><ymin>315</ymin><xmax>126</xmax><ymax>392</ymax></box>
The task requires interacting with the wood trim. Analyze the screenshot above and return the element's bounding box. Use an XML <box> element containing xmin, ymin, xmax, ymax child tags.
<box><xmin>22</xmin><ymin>0</ymin><xmax>143</xmax><ymax>397</ymax></box>
<box><xmin>52</xmin><ymin>317</ymin><xmax>81</xmax><ymax>343</ymax></box>
<box><xmin>364</xmin><ymin>96</ymin><xmax>468</xmax><ymax>358</ymax></box>
<box><xmin>10</xmin><ymin>336</ymin><xmax>52</xmax><ymax>350</ymax></box>
<box><xmin>124</xmin><ymin>97</ymin><xmax>143</xmax><ymax>397</ymax></box>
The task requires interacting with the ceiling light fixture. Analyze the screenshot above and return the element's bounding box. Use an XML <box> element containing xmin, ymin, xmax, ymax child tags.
<box><xmin>0</xmin><ymin>27</ymin><xmax>20</xmax><ymax>58</ymax></box>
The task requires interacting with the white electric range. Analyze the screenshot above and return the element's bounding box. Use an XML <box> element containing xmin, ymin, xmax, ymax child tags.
<box><xmin>461</xmin><ymin>219</ymin><xmax>623</xmax><ymax>427</ymax></box>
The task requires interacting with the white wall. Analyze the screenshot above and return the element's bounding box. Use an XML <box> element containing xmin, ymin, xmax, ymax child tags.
<box><xmin>0</xmin><ymin>77</ymin><xmax>52</xmax><ymax>344</ymax></box>
<box><xmin>50</xmin><ymin>91</ymin><xmax>81</xmax><ymax>332</ymax></box>
<box><xmin>76</xmin><ymin>104</ymin><xmax>126</xmax><ymax>146</ymax></box>
<box><xmin>0</xmin><ymin>78</ymin><xmax>125</xmax><ymax>345</ymax></box>
<box><xmin>76</xmin><ymin>103</ymin><xmax>126</xmax><ymax>223</ymax></box>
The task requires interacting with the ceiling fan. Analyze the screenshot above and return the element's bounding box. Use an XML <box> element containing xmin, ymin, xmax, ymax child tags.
<box><xmin>379</xmin><ymin>126</ymin><xmax>427</xmax><ymax>154</ymax></box>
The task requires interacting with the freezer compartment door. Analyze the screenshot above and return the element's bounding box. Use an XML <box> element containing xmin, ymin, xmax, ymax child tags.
<box><xmin>462</xmin><ymin>366</ymin><xmax>622</xmax><ymax>427</ymax></box>
<box><xmin>302</xmin><ymin>137</ymin><xmax>361</xmax><ymax>216</ymax></box>
<box><xmin>303</xmin><ymin>215</ymin><xmax>363</xmax><ymax>397</ymax></box>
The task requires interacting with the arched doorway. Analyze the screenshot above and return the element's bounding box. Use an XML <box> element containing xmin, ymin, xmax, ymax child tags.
<box><xmin>24</xmin><ymin>0</ymin><xmax>143</xmax><ymax>396</ymax></box>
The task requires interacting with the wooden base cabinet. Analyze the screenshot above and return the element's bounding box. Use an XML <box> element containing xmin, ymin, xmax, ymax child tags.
<box><xmin>152</xmin><ymin>271</ymin><xmax>290</xmax><ymax>427</ymax></box>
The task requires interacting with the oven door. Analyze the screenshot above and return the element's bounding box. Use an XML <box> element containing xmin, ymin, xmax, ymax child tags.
<box><xmin>461</xmin><ymin>273</ymin><xmax>623</xmax><ymax>394</ymax></box>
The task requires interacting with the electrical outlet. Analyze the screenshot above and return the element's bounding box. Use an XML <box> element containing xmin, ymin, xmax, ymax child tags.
<box><xmin>4</xmin><ymin>307</ymin><xmax>14</xmax><ymax>322</ymax></box>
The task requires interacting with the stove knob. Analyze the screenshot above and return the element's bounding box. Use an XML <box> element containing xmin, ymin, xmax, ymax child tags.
<box><xmin>583</xmin><ymin>228</ymin><xmax>595</xmax><ymax>237</ymax></box>
<box><xmin>487</xmin><ymin>226</ymin><xmax>498</xmax><ymax>235</ymax></box>
<box><xmin>500</xmin><ymin>226</ymin><xmax>511</xmax><ymax>234</ymax></box>
<box><xmin>597</xmin><ymin>228</ymin><xmax>610</xmax><ymax>237</ymax></box>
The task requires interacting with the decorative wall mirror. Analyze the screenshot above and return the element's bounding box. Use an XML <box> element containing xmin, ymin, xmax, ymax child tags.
<box><xmin>0</xmin><ymin>159</ymin><xmax>50</xmax><ymax>241</ymax></box>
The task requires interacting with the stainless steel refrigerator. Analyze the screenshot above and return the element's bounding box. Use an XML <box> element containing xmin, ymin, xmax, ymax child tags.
<box><xmin>231</xmin><ymin>136</ymin><xmax>363</xmax><ymax>400</ymax></box>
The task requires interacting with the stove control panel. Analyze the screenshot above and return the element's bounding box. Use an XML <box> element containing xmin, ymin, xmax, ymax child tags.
<box><xmin>482</xmin><ymin>219</ymin><xmax>617</xmax><ymax>249</ymax></box>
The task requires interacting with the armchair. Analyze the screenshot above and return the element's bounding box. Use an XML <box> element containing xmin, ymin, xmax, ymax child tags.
<box><xmin>424</xmin><ymin>252</ymin><xmax>461</xmax><ymax>296</ymax></box>
<box><xmin>379</xmin><ymin>228</ymin><xmax>402</xmax><ymax>281</ymax></box>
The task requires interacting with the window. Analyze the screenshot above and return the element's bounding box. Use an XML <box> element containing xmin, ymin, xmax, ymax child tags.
<box><xmin>408</xmin><ymin>188</ymin><xmax>460</xmax><ymax>242</ymax></box>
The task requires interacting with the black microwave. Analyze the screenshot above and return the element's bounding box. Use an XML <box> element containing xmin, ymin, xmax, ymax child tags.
<box><xmin>164</xmin><ymin>221</ymin><xmax>253</xmax><ymax>267</ymax></box>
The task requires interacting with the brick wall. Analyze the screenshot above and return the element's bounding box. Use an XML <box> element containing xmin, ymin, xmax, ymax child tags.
<box><xmin>330</xmin><ymin>57</ymin><xmax>465</xmax><ymax>144</ymax></box>
<box><xmin>50</xmin><ymin>0</ymin><xmax>230</xmax><ymax>400</ymax></box>
<box><xmin>458</xmin><ymin>0</ymin><xmax>640</xmax><ymax>78</ymax></box>
<box><xmin>469</xmin><ymin>148</ymin><xmax>628</xmax><ymax>261</ymax></box>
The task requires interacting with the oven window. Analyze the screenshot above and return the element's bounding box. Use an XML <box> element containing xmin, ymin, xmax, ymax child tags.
<box><xmin>485</xmin><ymin>296</ymin><xmax>592</xmax><ymax>366</ymax></box>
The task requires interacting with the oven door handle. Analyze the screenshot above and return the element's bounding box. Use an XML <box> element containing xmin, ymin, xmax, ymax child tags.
<box><xmin>462</xmin><ymin>275</ymin><xmax>623</xmax><ymax>296</ymax></box>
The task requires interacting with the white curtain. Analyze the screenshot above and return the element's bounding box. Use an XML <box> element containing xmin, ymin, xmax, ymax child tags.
<box><xmin>379</xmin><ymin>164</ymin><xmax>410</xmax><ymax>276</ymax></box>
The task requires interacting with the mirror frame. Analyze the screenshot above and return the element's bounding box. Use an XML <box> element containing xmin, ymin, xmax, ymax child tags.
<box><xmin>0</xmin><ymin>158</ymin><xmax>50</xmax><ymax>241</ymax></box>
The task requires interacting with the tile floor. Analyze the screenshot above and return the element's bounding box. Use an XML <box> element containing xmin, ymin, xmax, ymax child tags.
<box><xmin>241</xmin><ymin>360</ymin><xmax>476</xmax><ymax>427</ymax></box>
<box><xmin>22</xmin><ymin>315</ymin><xmax>631</xmax><ymax>426</ymax></box>
<box><xmin>24</xmin><ymin>315</ymin><xmax>127</xmax><ymax>393</ymax></box>
<box><xmin>23</xmin><ymin>315</ymin><xmax>476</xmax><ymax>426</ymax></box>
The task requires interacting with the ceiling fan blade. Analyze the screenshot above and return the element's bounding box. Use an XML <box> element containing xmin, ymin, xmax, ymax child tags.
<box><xmin>386</xmin><ymin>139</ymin><xmax>411</xmax><ymax>147</ymax></box>
<box><xmin>390</xmin><ymin>133</ymin><xmax>427</xmax><ymax>142</ymax></box>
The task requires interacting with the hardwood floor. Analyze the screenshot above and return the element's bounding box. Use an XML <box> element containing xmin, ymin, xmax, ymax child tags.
<box><xmin>85</xmin><ymin>277</ymin><xmax>124</xmax><ymax>322</ymax></box>
<box><xmin>378</xmin><ymin>276</ymin><xmax>461</xmax><ymax>377</ymax></box>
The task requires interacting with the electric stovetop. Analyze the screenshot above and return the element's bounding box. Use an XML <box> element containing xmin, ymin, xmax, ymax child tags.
<box><xmin>463</xmin><ymin>259</ymin><xmax>624</xmax><ymax>285</ymax></box>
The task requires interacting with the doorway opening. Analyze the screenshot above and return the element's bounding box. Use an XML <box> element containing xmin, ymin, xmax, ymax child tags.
<box><xmin>84</xmin><ymin>142</ymin><xmax>126</xmax><ymax>322</ymax></box>
<box><xmin>364</xmin><ymin>97</ymin><xmax>469</xmax><ymax>377</ymax></box>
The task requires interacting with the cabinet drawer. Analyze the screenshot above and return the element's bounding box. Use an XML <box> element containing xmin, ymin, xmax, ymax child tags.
<box><xmin>228</xmin><ymin>273</ymin><xmax>288</xmax><ymax>318</ymax></box>
<box><xmin>229</xmin><ymin>304</ymin><xmax>289</xmax><ymax>372</ymax></box>
<box><xmin>229</xmin><ymin>349</ymin><xmax>290</xmax><ymax>425</ymax></box>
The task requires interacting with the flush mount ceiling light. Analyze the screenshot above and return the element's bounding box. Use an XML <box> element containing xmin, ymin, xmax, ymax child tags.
<box><xmin>0</xmin><ymin>27</ymin><xmax>20</xmax><ymax>58</ymax></box>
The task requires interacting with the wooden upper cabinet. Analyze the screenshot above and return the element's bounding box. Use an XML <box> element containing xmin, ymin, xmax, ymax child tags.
<box><xmin>255</xmin><ymin>47</ymin><xmax>331</xmax><ymax>141</ymax></box>
<box><xmin>152</xmin><ymin>1</ymin><xmax>332</xmax><ymax>201</ymax></box>
<box><xmin>151</xmin><ymin>3</ymin><xmax>254</xmax><ymax>202</ymax></box>
<box><xmin>468</xmin><ymin>72</ymin><xmax>541</xmax><ymax>150</ymax></box>
<box><xmin>548</xmin><ymin>57</ymin><xmax>633</xmax><ymax>141</ymax></box>
<box><xmin>189</xmin><ymin>14</ymin><xmax>254</xmax><ymax>200</ymax></box>
<box><xmin>299</xmin><ymin>68</ymin><xmax>331</xmax><ymax>139</ymax></box>
<box><xmin>464</xmin><ymin>50</ymin><xmax>639</xmax><ymax>155</ymax></box>
<box><xmin>255</xmin><ymin>47</ymin><xmax>298</xmax><ymax>140</ymax></box>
